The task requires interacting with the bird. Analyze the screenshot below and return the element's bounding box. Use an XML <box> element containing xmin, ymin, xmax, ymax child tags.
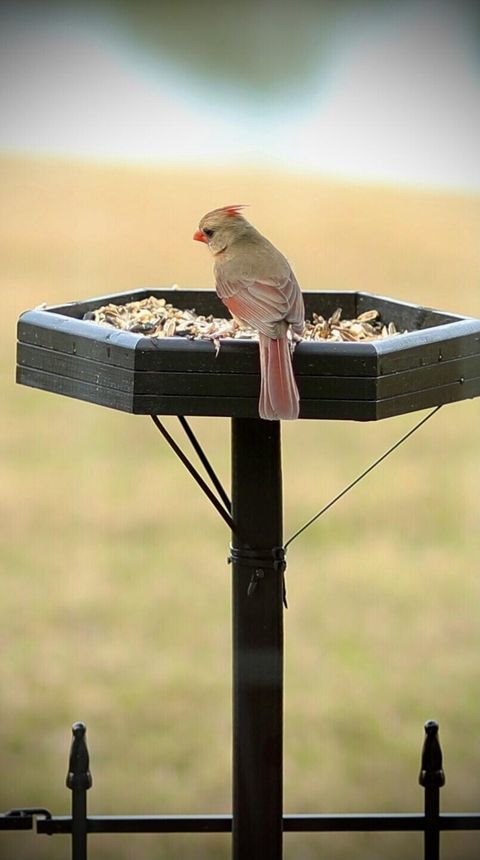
<box><xmin>193</xmin><ymin>205</ymin><xmax>305</xmax><ymax>420</ymax></box>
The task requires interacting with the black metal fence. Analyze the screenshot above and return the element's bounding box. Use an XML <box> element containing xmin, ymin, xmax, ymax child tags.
<box><xmin>1</xmin><ymin>719</ymin><xmax>479</xmax><ymax>859</ymax></box>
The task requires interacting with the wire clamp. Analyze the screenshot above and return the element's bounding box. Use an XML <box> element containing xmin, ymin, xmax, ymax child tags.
<box><xmin>228</xmin><ymin>546</ymin><xmax>287</xmax><ymax>606</ymax></box>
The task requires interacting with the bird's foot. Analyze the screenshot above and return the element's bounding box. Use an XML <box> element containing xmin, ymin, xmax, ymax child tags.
<box><xmin>198</xmin><ymin>320</ymin><xmax>238</xmax><ymax>356</ymax></box>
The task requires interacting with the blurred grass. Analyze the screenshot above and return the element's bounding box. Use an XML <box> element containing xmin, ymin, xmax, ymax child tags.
<box><xmin>1</xmin><ymin>155</ymin><xmax>480</xmax><ymax>859</ymax></box>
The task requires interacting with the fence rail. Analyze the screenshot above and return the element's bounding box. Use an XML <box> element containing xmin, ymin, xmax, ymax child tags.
<box><xmin>1</xmin><ymin>719</ymin><xmax>479</xmax><ymax>859</ymax></box>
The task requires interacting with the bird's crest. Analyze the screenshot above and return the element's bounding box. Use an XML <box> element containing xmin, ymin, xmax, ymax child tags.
<box><xmin>198</xmin><ymin>204</ymin><xmax>249</xmax><ymax>231</ymax></box>
<box><xmin>204</xmin><ymin>204</ymin><xmax>248</xmax><ymax>220</ymax></box>
<box><xmin>222</xmin><ymin>204</ymin><xmax>247</xmax><ymax>217</ymax></box>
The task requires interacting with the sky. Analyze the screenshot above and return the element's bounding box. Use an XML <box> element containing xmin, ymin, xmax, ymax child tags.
<box><xmin>1</xmin><ymin>1</ymin><xmax>479</xmax><ymax>190</ymax></box>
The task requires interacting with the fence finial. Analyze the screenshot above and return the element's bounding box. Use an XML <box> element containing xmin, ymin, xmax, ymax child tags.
<box><xmin>419</xmin><ymin>720</ymin><xmax>445</xmax><ymax>788</ymax></box>
<box><xmin>66</xmin><ymin>722</ymin><xmax>93</xmax><ymax>791</ymax></box>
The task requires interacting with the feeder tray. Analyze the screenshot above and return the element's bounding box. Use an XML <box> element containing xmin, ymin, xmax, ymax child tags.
<box><xmin>16</xmin><ymin>288</ymin><xmax>480</xmax><ymax>420</ymax></box>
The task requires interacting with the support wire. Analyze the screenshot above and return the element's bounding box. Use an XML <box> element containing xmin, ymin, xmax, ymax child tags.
<box><xmin>284</xmin><ymin>406</ymin><xmax>442</xmax><ymax>550</ymax></box>
<box><xmin>178</xmin><ymin>416</ymin><xmax>232</xmax><ymax>513</ymax></box>
<box><xmin>151</xmin><ymin>406</ymin><xmax>442</xmax><ymax>553</ymax></box>
<box><xmin>151</xmin><ymin>415</ymin><xmax>236</xmax><ymax>533</ymax></box>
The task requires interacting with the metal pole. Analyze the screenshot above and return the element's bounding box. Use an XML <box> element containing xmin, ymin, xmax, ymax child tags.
<box><xmin>66</xmin><ymin>722</ymin><xmax>92</xmax><ymax>860</ymax></box>
<box><xmin>231</xmin><ymin>418</ymin><xmax>284</xmax><ymax>860</ymax></box>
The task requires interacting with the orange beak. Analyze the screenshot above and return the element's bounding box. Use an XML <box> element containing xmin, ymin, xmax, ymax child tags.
<box><xmin>193</xmin><ymin>229</ymin><xmax>207</xmax><ymax>243</ymax></box>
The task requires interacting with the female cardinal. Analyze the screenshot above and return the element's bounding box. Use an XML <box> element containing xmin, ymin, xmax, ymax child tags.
<box><xmin>193</xmin><ymin>205</ymin><xmax>305</xmax><ymax>420</ymax></box>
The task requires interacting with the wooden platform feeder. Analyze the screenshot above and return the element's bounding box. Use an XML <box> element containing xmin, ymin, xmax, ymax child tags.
<box><xmin>16</xmin><ymin>288</ymin><xmax>480</xmax><ymax>420</ymax></box>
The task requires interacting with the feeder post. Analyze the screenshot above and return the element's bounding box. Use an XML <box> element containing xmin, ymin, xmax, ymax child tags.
<box><xmin>231</xmin><ymin>418</ymin><xmax>284</xmax><ymax>860</ymax></box>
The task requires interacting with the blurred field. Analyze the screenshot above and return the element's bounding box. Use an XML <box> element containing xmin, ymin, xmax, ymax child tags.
<box><xmin>1</xmin><ymin>155</ymin><xmax>480</xmax><ymax>860</ymax></box>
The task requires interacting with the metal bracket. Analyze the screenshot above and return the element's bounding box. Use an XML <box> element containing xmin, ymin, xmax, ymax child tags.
<box><xmin>228</xmin><ymin>546</ymin><xmax>288</xmax><ymax>607</ymax></box>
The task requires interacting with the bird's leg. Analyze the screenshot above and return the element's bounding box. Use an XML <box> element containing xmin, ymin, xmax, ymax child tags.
<box><xmin>201</xmin><ymin>318</ymin><xmax>239</xmax><ymax>356</ymax></box>
<box><xmin>287</xmin><ymin>328</ymin><xmax>303</xmax><ymax>356</ymax></box>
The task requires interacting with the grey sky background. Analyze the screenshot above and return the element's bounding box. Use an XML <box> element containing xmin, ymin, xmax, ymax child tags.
<box><xmin>1</xmin><ymin>0</ymin><xmax>479</xmax><ymax>189</ymax></box>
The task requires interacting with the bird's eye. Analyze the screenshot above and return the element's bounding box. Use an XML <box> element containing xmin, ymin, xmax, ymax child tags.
<box><xmin>203</xmin><ymin>228</ymin><xmax>214</xmax><ymax>238</ymax></box>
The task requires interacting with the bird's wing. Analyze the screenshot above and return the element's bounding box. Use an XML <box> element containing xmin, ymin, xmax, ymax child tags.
<box><xmin>216</xmin><ymin>271</ymin><xmax>304</xmax><ymax>339</ymax></box>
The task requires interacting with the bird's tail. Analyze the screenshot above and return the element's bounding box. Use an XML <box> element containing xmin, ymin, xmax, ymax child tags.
<box><xmin>258</xmin><ymin>334</ymin><xmax>300</xmax><ymax>420</ymax></box>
